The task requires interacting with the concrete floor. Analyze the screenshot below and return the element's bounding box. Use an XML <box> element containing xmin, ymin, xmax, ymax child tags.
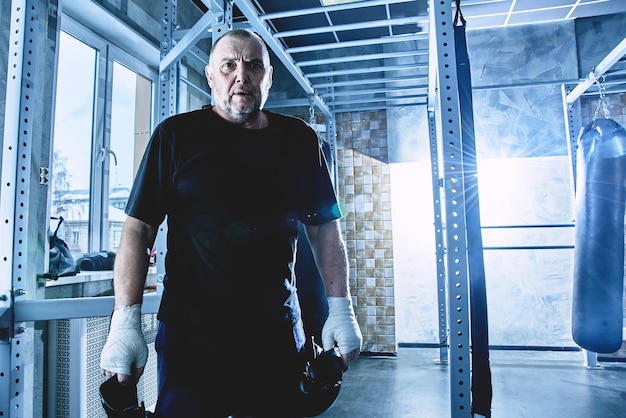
<box><xmin>318</xmin><ymin>348</ymin><xmax>626</xmax><ymax>418</ymax></box>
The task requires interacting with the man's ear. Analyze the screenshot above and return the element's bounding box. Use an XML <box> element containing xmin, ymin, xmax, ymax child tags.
<box><xmin>205</xmin><ymin>65</ymin><xmax>213</xmax><ymax>88</ymax></box>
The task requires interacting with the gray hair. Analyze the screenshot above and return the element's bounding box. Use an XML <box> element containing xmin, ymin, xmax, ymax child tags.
<box><xmin>209</xmin><ymin>29</ymin><xmax>269</xmax><ymax>65</ymax></box>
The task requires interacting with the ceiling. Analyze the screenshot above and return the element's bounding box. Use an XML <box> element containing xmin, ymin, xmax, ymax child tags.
<box><xmin>210</xmin><ymin>0</ymin><xmax>626</xmax><ymax>116</ymax></box>
<box><xmin>130</xmin><ymin>0</ymin><xmax>626</xmax><ymax>116</ymax></box>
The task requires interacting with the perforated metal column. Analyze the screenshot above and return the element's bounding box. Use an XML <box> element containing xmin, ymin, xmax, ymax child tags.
<box><xmin>562</xmin><ymin>84</ymin><xmax>583</xmax><ymax>197</ymax></box>
<box><xmin>430</xmin><ymin>0</ymin><xmax>472</xmax><ymax>416</ymax></box>
<box><xmin>153</xmin><ymin>0</ymin><xmax>181</xmax><ymax>291</ymax></box>
<box><xmin>159</xmin><ymin>0</ymin><xmax>178</xmax><ymax>122</ymax></box>
<box><xmin>211</xmin><ymin>0</ymin><xmax>233</xmax><ymax>43</ymax></box>
<box><xmin>0</xmin><ymin>1</ymin><xmax>42</xmax><ymax>416</ymax></box>
<box><xmin>325</xmin><ymin>116</ymin><xmax>338</xmax><ymax>186</ymax></box>
<box><xmin>428</xmin><ymin>109</ymin><xmax>449</xmax><ymax>366</ymax></box>
<box><xmin>0</xmin><ymin>3</ymin><xmax>25</xmax><ymax>415</ymax></box>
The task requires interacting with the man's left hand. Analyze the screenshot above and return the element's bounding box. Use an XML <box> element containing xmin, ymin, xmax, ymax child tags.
<box><xmin>321</xmin><ymin>296</ymin><xmax>363</xmax><ymax>371</ymax></box>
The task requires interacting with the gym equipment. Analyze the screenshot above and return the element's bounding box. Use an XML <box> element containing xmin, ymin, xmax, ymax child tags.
<box><xmin>296</xmin><ymin>339</ymin><xmax>344</xmax><ymax>417</ymax></box>
<box><xmin>76</xmin><ymin>250</ymin><xmax>116</xmax><ymax>271</ymax></box>
<box><xmin>99</xmin><ymin>376</ymin><xmax>147</xmax><ymax>418</ymax></box>
<box><xmin>48</xmin><ymin>216</ymin><xmax>77</xmax><ymax>279</ymax></box>
<box><xmin>99</xmin><ymin>339</ymin><xmax>343</xmax><ymax>417</ymax></box>
<box><xmin>572</xmin><ymin>117</ymin><xmax>626</xmax><ymax>353</ymax></box>
<box><xmin>454</xmin><ymin>4</ymin><xmax>492</xmax><ymax>417</ymax></box>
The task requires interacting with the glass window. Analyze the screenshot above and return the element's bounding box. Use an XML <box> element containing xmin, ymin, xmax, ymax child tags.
<box><xmin>108</xmin><ymin>62</ymin><xmax>153</xmax><ymax>252</ymax></box>
<box><xmin>50</xmin><ymin>31</ymin><xmax>97</xmax><ymax>257</ymax></box>
<box><xmin>50</xmin><ymin>28</ymin><xmax>155</xmax><ymax>287</ymax></box>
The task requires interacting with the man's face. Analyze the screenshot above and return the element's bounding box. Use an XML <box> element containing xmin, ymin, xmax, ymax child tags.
<box><xmin>205</xmin><ymin>35</ymin><xmax>273</xmax><ymax>123</ymax></box>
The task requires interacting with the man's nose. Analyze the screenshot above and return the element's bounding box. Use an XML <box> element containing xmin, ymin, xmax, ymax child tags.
<box><xmin>235</xmin><ymin>63</ymin><xmax>249</xmax><ymax>83</ymax></box>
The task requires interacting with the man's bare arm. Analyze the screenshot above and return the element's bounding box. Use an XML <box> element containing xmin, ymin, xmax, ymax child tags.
<box><xmin>113</xmin><ymin>216</ymin><xmax>158</xmax><ymax>308</ymax></box>
<box><xmin>304</xmin><ymin>219</ymin><xmax>350</xmax><ymax>297</ymax></box>
<box><xmin>305</xmin><ymin>219</ymin><xmax>362</xmax><ymax>368</ymax></box>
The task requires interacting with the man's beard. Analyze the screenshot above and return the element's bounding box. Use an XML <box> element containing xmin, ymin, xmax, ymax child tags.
<box><xmin>223</xmin><ymin>95</ymin><xmax>261</xmax><ymax>123</ymax></box>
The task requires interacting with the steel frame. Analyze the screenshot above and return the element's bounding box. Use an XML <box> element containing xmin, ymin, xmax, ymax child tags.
<box><xmin>430</xmin><ymin>0</ymin><xmax>472</xmax><ymax>416</ymax></box>
<box><xmin>0</xmin><ymin>1</ymin><xmax>474</xmax><ymax>416</ymax></box>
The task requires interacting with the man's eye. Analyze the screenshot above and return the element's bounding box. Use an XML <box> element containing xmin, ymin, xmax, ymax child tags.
<box><xmin>248</xmin><ymin>62</ymin><xmax>264</xmax><ymax>71</ymax></box>
<box><xmin>222</xmin><ymin>62</ymin><xmax>235</xmax><ymax>70</ymax></box>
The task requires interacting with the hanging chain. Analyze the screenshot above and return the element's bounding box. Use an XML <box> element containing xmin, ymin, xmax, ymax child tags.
<box><xmin>309</xmin><ymin>96</ymin><xmax>316</xmax><ymax>128</ymax></box>
<box><xmin>308</xmin><ymin>94</ymin><xmax>323</xmax><ymax>166</ymax></box>
<box><xmin>593</xmin><ymin>74</ymin><xmax>612</xmax><ymax>120</ymax></box>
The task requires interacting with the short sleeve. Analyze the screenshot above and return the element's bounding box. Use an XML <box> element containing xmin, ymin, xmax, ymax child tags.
<box><xmin>125</xmin><ymin>122</ymin><xmax>173</xmax><ymax>226</ymax></box>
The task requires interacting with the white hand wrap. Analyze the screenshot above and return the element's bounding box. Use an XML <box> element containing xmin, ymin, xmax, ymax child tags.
<box><xmin>322</xmin><ymin>297</ymin><xmax>363</xmax><ymax>354</ymax></box>
<box><xmin>100</xmin><ymin>304</ymin><xmax>148</xmax><ymax>375</ymax></box>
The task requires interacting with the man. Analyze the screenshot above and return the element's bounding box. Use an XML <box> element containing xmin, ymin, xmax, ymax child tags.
<box><xmin>100</xmin><ymin>28</ymin><xmax>362</xmax><ymax>417</ymax></box>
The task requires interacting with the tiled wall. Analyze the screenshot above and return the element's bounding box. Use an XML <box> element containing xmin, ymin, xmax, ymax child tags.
<box><xmin>334</xmin><ymin>110</ymin><xmax>397</xmax><ymax>354</ymax></box>
<box><xmin>580</xmin><ymin>92</ymin><xmax>626</xmax><ymax>127</ymax></box>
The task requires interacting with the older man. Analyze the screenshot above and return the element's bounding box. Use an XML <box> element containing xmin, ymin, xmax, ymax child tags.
<box><xmin>99</xmin><ymin>28</ymin><xmax>361</xmax><ymax>417</ymax></box>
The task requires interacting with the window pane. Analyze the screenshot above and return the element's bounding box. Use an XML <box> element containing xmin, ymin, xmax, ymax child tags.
<box><xmin>51</xmin><ymin>31</ymin><xmax>96</xmax><ymax>258</ymax></box>
<box><xmin>109</xmin><ymin>62</ymin><xmax>152</xmax><ymax>252</ymax></box>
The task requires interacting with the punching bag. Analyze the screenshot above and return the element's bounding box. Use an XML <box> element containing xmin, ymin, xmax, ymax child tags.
<box><xmin>572</xmin><ymin>117</ymin><xmax>626</xmax><ymax>353</ymax></box>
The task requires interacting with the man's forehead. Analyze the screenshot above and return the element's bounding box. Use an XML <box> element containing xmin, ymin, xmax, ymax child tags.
<box><xmin>213</xmin><ymin>36</ymin><xmax>267</xmax><ymax>61</ymax></box>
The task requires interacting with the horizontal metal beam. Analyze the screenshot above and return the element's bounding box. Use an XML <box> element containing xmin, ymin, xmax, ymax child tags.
<box><xmin>297</xmin><ymin>49</ymin><xmax>428</xmax><ymax>67</ymax></box>
<box><xmin>473</xmin><ymin>78</ymin><xmax>581</xmax><ymax>91</ymax></box>
<box><xmin>306</xmin><ymin>63</ymin><xmax>427</xmax><ymax>79</ymax></box>
<box><xmin>266</xmin><ymin>98</ymin><xmax>312</xmax><ymax>108</ymax></box>
<box><xmin>274</xmin><ymin>16</ymin><xmax>427</xmax><ymax>39</ymax></box>
<box><xmin>287</xmin><ymin>33</ymin><xmax>428</xmax><ymax>54</ymax></box>
<box><xmin>259</xmin><ymin>0</ymin><xmax>415</xmax><ymax>21</ymax></box>
<box><xmin>14</xmin><ymin>293</ymin><xmax>161</xmax><ymax>322</ymax></box>
<box><xmin>313</xmin><ymin>74</ymin><xmax>428</xmax><ymax>88</ymax></box>
<box><xmin>331</xmin><ymin>101</ymin><xmax>427</xmax><ymax>113</ymax></box>
<box><xmin>328</xmin><ymin>94</ymin><xmax>428</xmax><ymax>106</ymax></box>
<box><xmin>320</xmin><ymin>86</ymin><xmax>428</xmax><ymax>97</ymax></box>
<box><xmin>566</xmin><ymin>36</ymin><xmax>626</xmax><ymax>104</ymax></box>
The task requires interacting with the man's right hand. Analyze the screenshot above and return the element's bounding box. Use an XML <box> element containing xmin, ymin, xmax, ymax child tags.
<box><xmin>100</xmin><ymin>304</ymin><xmax>148</xmax><ymax>385</ymax></box>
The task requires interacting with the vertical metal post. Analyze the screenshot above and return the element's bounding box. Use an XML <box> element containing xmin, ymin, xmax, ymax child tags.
<box><xmin>159</xmin><ymin>0</ymin><xmax>179</xmax><ymax>122</ymax></box>
<box><xmin>324</xmin><ymin>77</ymin><xmax>338</xmax><ymax>186</ymax></box>
<box><xmin>0</xmin><ymin>0</ymin><xmax>51</xmax><ymax>416</ymax></box>
<box><xmin>208</xmin><ymin>0</ymin><xmax>232</xmax><ymax>109</ymax></box>
<box><xmin>0</xmin><ymin>2</ymin><xmax>27</xmax><ymax>416</ymax></box>
<box><xmin>11</xmin><ymin>2</ymin><xmax>38</xmax><ymax>414</ymax></box>
<box><xmin>210</xmin><ymin>0</ymin><xmax>233</xmax><ymax>42</ymax></box>
<box><xmin>428</xmin><ymin>109</ymin><xmax>448</xmax><ymax>365</ymax></box>
<box><xmin>326</xmin><ymin>116</ymin><xmax>338</xmax><ymax>187</ymax></box>
<box><xmin>154</xmin><ymin>0</ymin><xmax>180</xmax><ymax>292</ymax></box>
<box><xmin>562</xmin><ymin>83</ymin><xmax>582</xmax><ymax>203</ymax></box>
<box><xmin>430</xmin><ymin>0</ymin><xmax>472</xmax><ymax>416</ymax></box>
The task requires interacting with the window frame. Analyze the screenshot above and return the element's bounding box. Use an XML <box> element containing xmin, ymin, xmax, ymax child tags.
<box><xmin>57</xmin><ymin>16</ymin><xmax>158</xmax><ymax>256</ymax></box>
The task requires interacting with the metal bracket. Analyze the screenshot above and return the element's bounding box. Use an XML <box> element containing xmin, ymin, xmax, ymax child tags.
<box><xmin>39</xmin><ymin>167</ymin><xmax>49</xmax><ymax>185</ymax></box>
<box><xmin>0</xmin><ymin>290</ymin><xmax>13</xmax><ymax>342</ymax></box>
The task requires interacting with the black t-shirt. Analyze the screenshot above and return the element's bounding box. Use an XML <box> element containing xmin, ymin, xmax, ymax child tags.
<box><xmin>126</xmin><ymin>108</ymin><xmax>341</xmax><ymax>328</ymax></box>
